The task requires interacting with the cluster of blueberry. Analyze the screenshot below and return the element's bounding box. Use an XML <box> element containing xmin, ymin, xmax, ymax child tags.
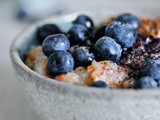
<box><xmin>136</xmin><ymin>59</ymin><xmax>160</xmax><ymax>89</ymax></box>
<box><xmin>37</xmin><ymin>13</ymin><xmax>160</xmax><ymax>88</ymax></box>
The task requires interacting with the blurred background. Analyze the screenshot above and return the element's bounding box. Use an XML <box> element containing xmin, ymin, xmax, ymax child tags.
<box><xmin>0</xmin><ymin>0</ymin><xmax>160</xmax><ymax>119</ymax></box>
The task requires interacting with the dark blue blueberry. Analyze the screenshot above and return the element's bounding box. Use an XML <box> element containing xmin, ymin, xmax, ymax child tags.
<box><xmin>115</xmin><ymin>13</ymin><xmax>141</xmax><ymax>30</ymax></box>
<box><xmin>73</xmin><ymin>15</ymin><xmax>95</xmax><ymax>37</ymax></box>
<box><xmin>94</xmin><ymin>36</ymin><xmax>122</xmax><ymax>62</ymax></box>
<box><xmin>17</xmin><ymin>9</ymin><xmax>27</xmax><ymax>20</ymax></box>
<box><xmin>139</xmin><ymin>59</ymin><xmax>160</xmax><ymax>80</ymax></box>
<box><xmin>37</xmin><ymin>24</ymin><xmax>62</xmax><ymax>43</ymax></box>
<box><xmin>158</xmin><ymin>81</ymin><xmax>160</xmax><ymax>87</ymax></box>
<box><xmin>134</xmin><ymin>76</ymin><xmax>158</xmax><ymax>89</ymax></box>
<box><xmin>47</xmin><ymin>51</ymin><xmax>74</xmax><ymax>76</ymax></box>
<box><xmin>42</xmin><ymin>34</ymin><xmax>70</xmax><ymax>57</ymax></box>
<box><xmin>91</xmin><ymin>81</ymin><xmax>109</xmax><ymax>88</ymax></box>
<box><xmin>94</xmin><ymin>25</ymin><xmax>107</xmax><ymax>43</ymax></box>
<box><xmin>67</xmin><ymin>25</ymin><xmax>89</xmax><ymax>45</ymax></box>
<box><xmin>105</xmin><ymin>21</ymin><xmax>137</xmax><ymax>48</ymax></box>
<box><xmin>72</xmin><ymin>47</ymin><xmax>95</xmax><ymax>67</ymax></box>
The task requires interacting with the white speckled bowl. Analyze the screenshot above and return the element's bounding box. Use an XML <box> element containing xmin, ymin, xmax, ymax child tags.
<box><xmin>10</xmin><ymin>11</ymin><xmax>160</xmax><ymax>120</ymax></box>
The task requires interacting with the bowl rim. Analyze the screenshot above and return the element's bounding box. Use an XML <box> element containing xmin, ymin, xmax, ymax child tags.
<box><xmin>10</xmin><ymin>12</ymin><xmax>160</xmax><ymax>99</ymax></box>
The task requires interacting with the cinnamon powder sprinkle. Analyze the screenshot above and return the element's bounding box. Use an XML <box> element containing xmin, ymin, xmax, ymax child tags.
<box><xmin>96</xmin><ymin>17</ymin><xmax>160</xmax><ymax>39</ymax></box>
<box><xmin>139</xmin><ymin>18</ymin><xmax>160</xmax><ymax>38</ymax></box>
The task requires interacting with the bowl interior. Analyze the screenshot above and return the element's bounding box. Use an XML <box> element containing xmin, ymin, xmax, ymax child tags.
<box><xmin>11</xmin><ymin>11</ymin><xmax>160</xmax><ymax>97</ymax></box>
<box><xmin>18</xmin><ymin>12</ymin><xmax>103</xmax><ymax>61</ymax></box>
<box><xmin>18</xmin><ymin>11</ymin><xmax>160</xmax><ymax>62</ymax></box>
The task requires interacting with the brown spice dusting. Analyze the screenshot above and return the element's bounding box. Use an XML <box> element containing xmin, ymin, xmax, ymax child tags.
<box><xmin>25</xmin><ymin>46</ymin><xmax>43</xmax><ymax>69</ymax></box>
<box><xmin>97</xmin><ymin>17</ymin><xmax>160</xmax><ymax>39</ymax></box>
<box><xmin>25</xmin><ymin>16</ymin><xmax>160</xmax><ymax>88</ymax></box>
<box><xmin>25</xmin><ymin>46</ymin><xmax>49</xmax><ymax>77</ymax></box>
<box><xmin>139</xmin><ymin>18</ymin><xmax>160</xmax><ymax>38</ymax></box>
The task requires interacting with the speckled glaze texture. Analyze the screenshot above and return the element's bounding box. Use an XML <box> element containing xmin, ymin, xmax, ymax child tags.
<box><xmin>10</xmin><ymin>12</ymin><xmax>160</xmax><ymax>120</ymax></box>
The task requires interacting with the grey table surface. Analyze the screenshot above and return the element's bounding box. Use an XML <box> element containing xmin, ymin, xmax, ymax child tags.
<box><xmin>1</xmin><ymin>0</ymin><xmax>160</xmax><ymax>120</ymax></box>
<box><xmin>0</xmin><ymin>1</ymin><xmax>41</xmax><ymax>120</ymax></box>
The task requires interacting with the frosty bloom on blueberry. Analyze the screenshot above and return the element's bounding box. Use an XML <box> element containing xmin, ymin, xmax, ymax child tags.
<box><xmin>72</xmin><ymin>46</ymin><xmax>95</xmax><ymax>68</ymax></box>
<box><xmin>105</xmin><ymin>21</ymin><xmax>137</xmax><ymax>48</ymax></box>
<box><xmin>25</xmin><ymin>13</ymin><xmax>160</xmax><ymax>89</ymax></box>
<box><xmin>94</xmin><ymin>36</ymin><xmax>122</xmax><ymax>62</ymax></box>
<box><xmin>139</xmin><ymin>59</ymin><xmax>160</xmax><ymax>80</ymax></box>
<box><xmin>47</xmin><ymin>51</ymin><xmax>74</xmax><ymax>76</ymax></box>
<box><xmin>42</xmin><ymin>34</ymin><xmax>70</xmax><ymax>57</ymax></box>
<box><xmin>115</xmin><ymin>13</ymin><xmax>142</xmax><ymax>30</ymax></box>
<box><xmin>73</xmin><ymin>15</ymin><xmax>95</xmax><ymax>37</ymax></box>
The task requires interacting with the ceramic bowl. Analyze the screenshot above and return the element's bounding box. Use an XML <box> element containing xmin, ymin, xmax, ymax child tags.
<box><xmin>10</xmin><ymin>12</ymin><xmax>160</xmax><ymax>120</ymax></box>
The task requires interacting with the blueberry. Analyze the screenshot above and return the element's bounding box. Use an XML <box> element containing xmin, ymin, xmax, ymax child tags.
<box><xmin>105</xmin><ymin>21</ymin><xmax>137</xmax><ymax>48</ymax></box>
<box><xmin>42</xmin><ymin>34</ymin><xmax>70</xmax><ymax>57</ymax></box>
<box><xmin>17</xmin><ymin>9</ymin><xmax>27</xmax><ymax>20</ymax></box>
<box><xmin>73</xmin><ymin>15</ymin><xmax>95</xmax><ymax>36</ymax></box>
<box><xmin>94</xmin><ymin>36</ymin><xmax>122</xmax><ymax>62</ymax></box>
<box><xmin>139</xmin><ymin>59</ymin><xmax>160</xmax><ymax>80</ymax></box>
<box><xmin>37</xmin><ymin>24</ymin><xmax>62</xmax><ymax>43</ymax></box>
<box><xmin>91</xmin><ymin>81</ymin><xmax>109</xmax><ymax>88</ymax></box>
<box><xmin>72</xmin><ymin>47</ymin><xmax>95</xmax><ymax>67</ymax></box>
<box><xmin>158</xmin><ymin>81</ymin><xmax>160</xmax><ymax>87</ymax></box>
<box><xmin>134</xmin><ymin>76</ymin><xmax>158</xmax><ymax>89</ymax></box>
<box><xmin>115</xmin><ymin>13</ymin><xmax>141</xmax><ymax>30</ymax></box>
<box><xmin>67</xmin><ymin>25</ymin><xmax>89</xmax><ymax>45</ymax></box>
<box><xmin>47</xmin><ymin>51</ymin><xmax>74</xmax><ymax>76</ymax></box>
<box><xmin>94</xmin><ymin>25</ymin><xmax>107</xmax><ymax>43</ymax></box>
